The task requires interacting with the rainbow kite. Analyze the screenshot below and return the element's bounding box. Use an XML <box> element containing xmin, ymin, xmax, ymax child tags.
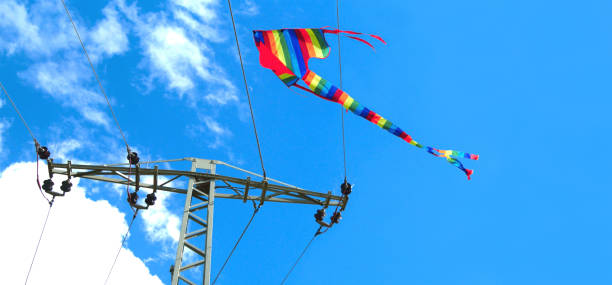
<box><xmin>253</xmin><ymin>28</ymin><xmax>479</xmax><ymax>179</ymax></box>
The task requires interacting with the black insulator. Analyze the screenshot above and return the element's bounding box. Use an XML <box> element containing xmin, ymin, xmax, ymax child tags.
<box><xmin>341</xmin><ymin>181</ymin><xmax>352</xmax><ymax>195</ymax></box>
<box><xmin>60</xmin><ymin>180</ymin><xmax>72</xmax><ymax>192</ymax></box>
<box><xmin>127</xmin><ymin>152</ymin><xmax>139</xmax><ymax>165</ymax></box>
<box><xmin>127</xmin><ymin>192</ymin><xmax>138</xmax><ymax>205</ymax></box>
<box><xmin>42</xmin><ymin>179</ymin><xmax>54</xmax><ymax>193</ymax></box>
<box><xmin>314</xmin><ymin>208</ymin><xmax>326</xmax><ymax>222</ymax></box>
<box><xmin>37</xmin><ymin>146</ymin><xmax>51</xmax><ymax>160</ymax></box>
<box><xmin>145</xmin><ymin>193</ymin><xmax>157</xmax><ymax>206</ymax></box>
<box><xmin>330</xmin><ymin>212</ymin><xmax>342</xmax><ymax>224</ymax></box>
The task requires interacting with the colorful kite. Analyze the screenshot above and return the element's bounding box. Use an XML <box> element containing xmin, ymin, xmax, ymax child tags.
<box><xmin>253</xmin><ymin>28</ymin><xmax>479</xmax><ymax>179</ymax></box>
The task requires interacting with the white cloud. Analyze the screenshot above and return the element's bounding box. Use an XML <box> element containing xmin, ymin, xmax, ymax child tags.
<box><xmin>0</xmin><ymin>0</ymin><xmax>46</xmax><ymax>55</ymax></box>
<box><xmin>173</xmin><ymin>0</ymin><xmax>218</xmax><ymax>23</ymax></box>
<box><xmin>203</xmin><ymin>115</ymin><xmax>231</xmax><ymax>137</ymax></box>
<box><xmin>48</xmin><ymin>138</ymin><xmax>83</xmax><ymax>162</ymax></box>
<box><xmin>20</xmin><ymin>60</ymin><xmax>111</xmax><ymax>127</ymax></box>
<box><xmin>119</xmin><ymin>0</ymin><xmax>238</xmax><ymax>105</ymax></box>
<box><xmin>0</xmin><ymin>161</ymin><xmax>163</xmax><ymax>284</ymax></box>
<box><xmin>89</xmin><ymin>5</ymin><xmax>130</xmax><ymax>62</ymax></box>
<box><xmin>0</xmin><ymin>0</ymin><xmax>77</xmax><ymax>57</ymax></box>
<box><xmin>141</xmin><ymin>191</ymin><xmax>181</xmax><ymax>243</ymax></box>
<box><xmin>187</xmin><ymin>115</ymin><xmax>232</xmax><ymax>149</ymax></box>
<box><xmin>236</xmin><ymin>0</ymin><xmax>259</xmax><ymax>16</ymax></box>
<box><xmin>1</xmin><ymin>0</ymin><xmax>130</xmax><ymax>127</ymax></box>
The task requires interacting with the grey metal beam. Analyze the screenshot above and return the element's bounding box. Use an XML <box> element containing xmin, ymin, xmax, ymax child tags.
<box><xmin>46</xmin><ymin>158</ymin><xmax>348</xmax><ymax>285</ymax></box>
<box><xmin>49</xmin><ymin>162</ymin><xmax>343</xmax><ymax>201</ymax></box>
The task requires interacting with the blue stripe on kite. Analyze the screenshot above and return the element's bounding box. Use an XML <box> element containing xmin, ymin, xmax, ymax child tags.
<box><xmin>392</xmin><ymin>126</ymin><xmax>404</xmax><ymax>136</ymax></box>
<box><xmin>285</xmin><ymin>30</ymin><xmax>306</xmax><ymax>78</ymax></box>
<box><xmin>321</xmin><ymin>80</ymin><xmax>333</xmax><ymax>96</ymax></box>
<box><xmin>359</xmin><ymin>107</ymin><xmax>371</xmax><ymax>118</ymax></box>
<box><xmin>254</xmin><ymin>31</ymin><xmax>264</xmax><ymax>44</ymax></box>
<box><xmin>387</xmin><ymin>124</ymin><xmax>397</xmax><ymax>134</ymax></box>
<box><xmin>352</xmin><ymin>103</ymin><xmax>365</xmax><ymax>115</ymax></box>
<box><xmin>325</xmin><ymin>86</ymin><xmax>338</xmax><ymax>99</ymax></box>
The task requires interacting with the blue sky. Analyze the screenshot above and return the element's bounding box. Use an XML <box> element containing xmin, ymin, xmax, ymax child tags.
<box><xmin>1</xmin><ymin>0</ymin><xmax>611</xmax><ymax>284</ymax></box>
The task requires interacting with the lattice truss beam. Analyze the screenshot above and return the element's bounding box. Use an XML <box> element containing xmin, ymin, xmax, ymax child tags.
<box><xmin>48</xmin><ymin>158</ymin><xmax>345</xmax><ymax>207</ymax></box>
<box><xmin>47</xmin><ymin>158</ymin><xmax>347</xmax><ymax>285</ymax></box>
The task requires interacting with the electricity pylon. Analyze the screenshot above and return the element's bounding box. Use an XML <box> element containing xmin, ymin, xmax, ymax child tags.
<box><xmin>47</xmin><ymin>157</ymin><xmax>347</xmax><ymax>285</ymax></box>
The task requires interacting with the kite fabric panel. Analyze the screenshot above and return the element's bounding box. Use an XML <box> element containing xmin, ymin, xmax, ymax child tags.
<box><xmin>253</xmin><ymin>28</ymin><xmax>479</xmax><ymax>179</ymax></box>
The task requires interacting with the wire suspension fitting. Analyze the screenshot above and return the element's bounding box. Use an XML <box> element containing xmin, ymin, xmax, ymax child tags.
<box><xmin>286</xmin><ymin>179</ymin><xmax>352</xmax><ymax>284</ymax></box>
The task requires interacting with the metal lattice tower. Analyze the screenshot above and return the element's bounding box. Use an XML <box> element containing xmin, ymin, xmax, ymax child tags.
<box><xmin>47</xmin><ymin>158</ymin><xmax>347</xmax><ymax>285</ymax></box>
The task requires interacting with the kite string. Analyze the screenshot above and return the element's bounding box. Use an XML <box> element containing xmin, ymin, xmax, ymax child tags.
<box><xmin>60</xmin><ymin>0</ymin><xmax>131</xmax><ymax>154</ymax></box>
<box><xmin>336</xmin><ymin>0</ymin><xmax>348</xmax><ymax>181</ymax></box>
<box><xmin>226</xmin><ymin>0</ymin><xmax>267</xmax><ymax>179</ymax></box>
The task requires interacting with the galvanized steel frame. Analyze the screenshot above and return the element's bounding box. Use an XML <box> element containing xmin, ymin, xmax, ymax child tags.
<box><xmin>48</xmin><ymin>158</ymin><xmax>346</xmax><ymax>285</ymax></box>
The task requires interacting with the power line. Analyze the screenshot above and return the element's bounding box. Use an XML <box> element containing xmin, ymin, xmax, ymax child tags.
<box><xmin>0</xmin><ymin>81</ymin><xmax>37</xmax><ymax>143</ymax></box>
<box><xmin>280</xmin><ymin>227</ymin><xmax>322</xmax><ymax>285</ymax></box>
<box><xmin>336</xmin><ymin>0</ymin><xmax>348</xmax><ymax>181</ymax></box>
<box><xmin>60</xmin><ymin>0</ymin><xmax>131</xmax><ymax>153</ymax></box>
<box><xmin>104</xmin><ymin>210</ymin><xmax>138</xmax><ymax>285</ymax></box>
<box><xmin>226</xmin><ymin>0</ymin><xmax>267</xmax><ymax>179</ymax></box>
<box><xmin>212</xmin><ymin>205</ymin><xmax>261</xmax><ymax>285</ymax></box>
<box><xmin>25</xmin><ymin>198</ymin><xmax>55</xmax><ymax>285</ymax></box>
<box><xmin>1</xmin><ymin>81</ymin><xmax>51</xmax><ymax>203</ymax></box>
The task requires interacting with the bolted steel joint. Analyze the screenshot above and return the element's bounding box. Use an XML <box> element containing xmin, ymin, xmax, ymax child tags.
<box><xmin>37</xmin><ymin>146</ymin><xmax>51</xmax><ymax>160</ymax></box>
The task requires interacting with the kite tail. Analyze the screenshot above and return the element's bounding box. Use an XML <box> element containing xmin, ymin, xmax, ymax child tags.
<box><xmin>300</xmin><ymin>70</ymin><xmax>478</xmax><ymax>179</ymax></box>
<box><xmin>321</xmin><ymin>28</ymin><xmax>386</xmax><ymax>50</ymax></box>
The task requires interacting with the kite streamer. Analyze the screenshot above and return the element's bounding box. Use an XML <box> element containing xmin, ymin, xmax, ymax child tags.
<box><xmin>253</xmin><ymin>28</ymin><xmax>478</xmax><ymax>179</ymax></box>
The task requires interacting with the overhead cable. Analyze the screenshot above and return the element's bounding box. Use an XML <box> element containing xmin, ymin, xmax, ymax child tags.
<box><xmin>1</xmin><ymin>81</ymin><xmax>51</xmax><ymax>203</ymax></box>
<box><xmin>226</xmin><ymin>0</ymin><xmax>267</xmax><ymax>179</ymax></box>
<box><xmin>280</xmin><ymin>227</ymin><xmax>323</xmax><ymax>285</ymax></box>
<box><xmin>336</xmin><ymin>0</ymin><xmax>348</xmax><ymax>181</ymax></box>
<box><xmin>60</xmin><ymin>0</ymin><xmax>131</xmax><ymax>153</ymax></box>
<box><xmin>212</xmin><ymin>205</ymin><xmax>261</xmax><ymax>285</ymax></box>
<box><xmin>24</xmin><ymin>198</ymin><xmax>55</xmax><ymax>285</ymax></box>
<box><xmin>104</xmin><ymin>210</ymin><xmax>139</xmax><ymax>285</ymax></box>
